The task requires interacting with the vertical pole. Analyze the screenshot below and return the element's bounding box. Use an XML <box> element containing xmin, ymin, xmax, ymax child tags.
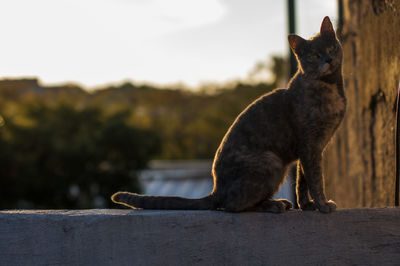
<box><xmin>288</xmin><ymin>0</ymin><xmax>297</xmax><ymax>78</ymax></box>
<box><xmin>337</xmin><ymin>0</ymin><xmax>344</xmax><ymax>40</ymax></box>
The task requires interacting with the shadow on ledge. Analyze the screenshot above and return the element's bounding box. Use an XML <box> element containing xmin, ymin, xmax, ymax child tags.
<box><xmin>0</xmin><ymin>207</ymin><xmax>399</xmax><ymax>266</ymax></box>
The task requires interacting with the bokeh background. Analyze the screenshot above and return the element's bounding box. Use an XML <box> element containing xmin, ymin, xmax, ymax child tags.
<box><xmin>0</xmin><ymin>0</ymin><xmax>336</xmax><ymax>209</ymax></box>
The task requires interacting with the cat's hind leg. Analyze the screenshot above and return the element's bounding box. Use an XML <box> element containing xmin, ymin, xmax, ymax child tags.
<box><xmin>249</xmin><ymin>198</ymin><xmax>293</xmax><ymax>213</ymax></box>
<box><xmin>221</xmin><ymin>151</ymin><xmax>287</xmax><ymax>212</ymax></box>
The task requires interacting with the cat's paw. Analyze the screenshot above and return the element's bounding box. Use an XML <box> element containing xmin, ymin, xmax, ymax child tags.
<box><xmin>270</xmin><ymin>202</ymin><xmax>287</xmax><ymax>213</ymax></box>
<box><xmin>278</xmin><ymin>199</ymin><xmax>294</xmax><ymax>210</ymax></box>
<box><xmin>258</xmin><ymin>199</ymin><xmax>293</xmax><ymax>213</ymax></box>
<box><xmin>299</xmin><ymin>200</ymin><xmax>317</xmax><ymax>211</ymax></box>
<box><xmin>317</xmin><ymin>200</ymin><xmax>337</xmax><ymax>213</ymax></box>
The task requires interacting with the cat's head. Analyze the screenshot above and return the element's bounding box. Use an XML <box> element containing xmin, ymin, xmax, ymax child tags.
<box><xmin>288</xmin><ymin>16</ymin><xmax>342</xmax><ymax>78</ymax></box>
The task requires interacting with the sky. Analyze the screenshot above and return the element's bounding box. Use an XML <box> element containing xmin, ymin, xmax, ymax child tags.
<box><xmin>0</xmin><ymin>0</ymin><xmax>337</xmax><ymax>89</ymax></box>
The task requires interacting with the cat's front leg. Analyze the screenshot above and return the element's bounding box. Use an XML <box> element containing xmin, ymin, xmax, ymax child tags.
<box><xmin>296</xmin><ymin>161</ymin><xmax>316</xmax><ymax>210</ymax></box>
<box><xmin>299</xmin><ymin>151</ymin><xmax>336</xmax><ymax>213</ymax></box>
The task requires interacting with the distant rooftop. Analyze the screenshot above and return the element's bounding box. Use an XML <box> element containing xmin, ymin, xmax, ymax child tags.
<box><xmin>138</xmin><ymin>160</ymin><xmax>294</xmax><ymax>202</ymax></box>
<box><xmin>139</xmin><ymin>160</ymin><xmax>214</xmax><ymax>199</ymax></box>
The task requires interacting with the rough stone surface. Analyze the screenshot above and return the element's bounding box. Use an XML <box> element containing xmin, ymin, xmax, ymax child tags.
<box><xmin>323</xmin><ymin>0</ymin><xmax>400</xmax><ymax>207</ymax></box>
<box><xmin>0</xmin><ymin>208</ymin><xmax>399</xmax><ymax>266</ymax></box>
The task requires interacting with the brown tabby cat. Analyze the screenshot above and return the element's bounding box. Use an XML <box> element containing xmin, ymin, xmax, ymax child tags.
<box><xmin>111</xmin><ymin>16</ymin><xmax>346</xmax><ymax>213</ymax></box>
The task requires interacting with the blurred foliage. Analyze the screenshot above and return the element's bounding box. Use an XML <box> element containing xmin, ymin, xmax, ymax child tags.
<box><xmin>0</xmin><ymin>57</ymin><xmax>283</xmax><ymax>209</ymax></box>
<box><xmin>90</xmin><ymin>81</ymin><xmax>275</xmax><ymax>159</ymax></box>
<box><xmin>248</xmin><ymin>55</ymin><xmax>288</xmax><ymax>88</ymax></box>
<box><xmin>0</xmin><ymin>100</ymin><xmax>159</xmax><ymax>209</ymax></box>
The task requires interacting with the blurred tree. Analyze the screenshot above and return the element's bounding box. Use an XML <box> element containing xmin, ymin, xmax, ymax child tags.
<box><xmin>270</xmin><ymin>55</ymin><xmax>288</xmax><ymax>87</ymax></box>
<box><xmin>0</xmin><ymin>77</ymin><xmax>277</xmax><ymax>209</ymax></box>
<box><xmin>0</xmin><ymin>103</ymin><xmax>160</xmax><ymax>209</ymax></box>
<box><xmin>248</xmin><ymin>56</ymin><xmax>288</xmax><ymax>87</ymax></box>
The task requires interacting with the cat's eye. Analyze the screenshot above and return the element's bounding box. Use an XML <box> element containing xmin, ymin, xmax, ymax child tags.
<box><xmin>327</xmin><ymin>46</ymin><xmax>335</xmax><ymax>53</ymax></box>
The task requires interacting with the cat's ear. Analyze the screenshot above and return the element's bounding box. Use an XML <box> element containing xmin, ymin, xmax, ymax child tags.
<box><xmin>288</xmin><ymin>34</ymin><xmax>306</xmax><ymax>53</ymax></box>
<box><xmin>320</xmin><ymin>16</ymin><xmax>335</xmax><ymax>37</ymax></box>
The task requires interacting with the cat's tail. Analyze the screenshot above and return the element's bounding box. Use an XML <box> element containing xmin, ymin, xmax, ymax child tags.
<box><xmin>111</xmin><ymin>192</ymin><xmax>217</xmax><ymax>210</ymax></box>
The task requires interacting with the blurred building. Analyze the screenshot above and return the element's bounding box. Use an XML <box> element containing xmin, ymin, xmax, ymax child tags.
<box><xmin>138</xmin><ymin>160</ymin><xmax>294</xmax><ymax>202</ymax></box>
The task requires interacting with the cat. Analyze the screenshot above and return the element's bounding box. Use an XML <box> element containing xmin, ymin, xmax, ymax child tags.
<box><xmin>111</xmin><ymin>16</ymin><xmax>346</xmax><ymax>213</ymax></box>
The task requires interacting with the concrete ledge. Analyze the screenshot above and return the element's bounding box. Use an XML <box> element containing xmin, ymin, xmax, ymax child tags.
<box><xmin>0</xmin><ymin>208</ymin><xmax>399</xmax><ymax>266</ymax></box>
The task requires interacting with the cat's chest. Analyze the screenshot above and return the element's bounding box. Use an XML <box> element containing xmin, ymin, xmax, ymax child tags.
<box><xmin>307</xmin><ymin>82</ymin><xmax>346</xmax><ymax>121</ymax></box>
<box><xmin>319</xmin><ymin>83</ymin><xmax>346</xmax><ymax>116</ymax></box>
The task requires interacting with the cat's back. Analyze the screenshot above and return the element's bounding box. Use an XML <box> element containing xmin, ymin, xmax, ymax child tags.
<box><xmin>229</xmin><ymin>88</ymin><xmax>290</xmax><ymax>133</ymax></box>
<box><xmin>214</xmin><ymin>88</ymin><xmax>295</xmax><ymax>161</ymax></box>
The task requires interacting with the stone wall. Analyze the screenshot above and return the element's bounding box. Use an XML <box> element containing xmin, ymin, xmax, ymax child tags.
<box><xmin>0</xmin><ymin>209</ymin><xmax>399</xmax><ymax>266</ymax></box>
<box><xmin>323</xmin><ymin>0</ymin><xmax>400</xmax><ymax>207</ymax></box>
